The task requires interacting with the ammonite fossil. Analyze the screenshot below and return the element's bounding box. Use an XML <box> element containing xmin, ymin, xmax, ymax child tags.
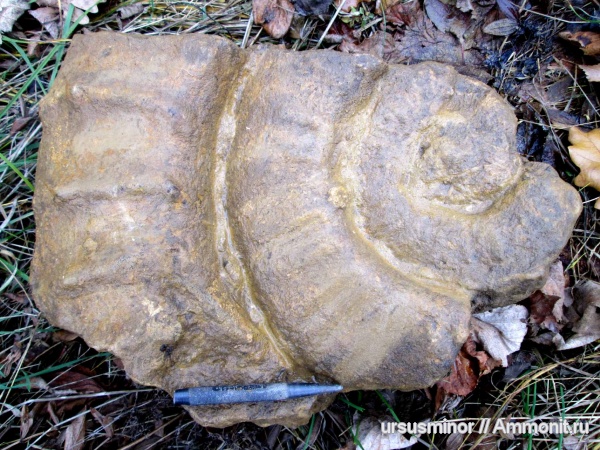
<box><xmin>32</xmin><ymin>32</ymin><xmax>582</xmax><ymax>427</ymax></box>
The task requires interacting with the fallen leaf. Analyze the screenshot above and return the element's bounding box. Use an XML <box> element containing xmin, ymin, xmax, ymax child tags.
<box><xmin>463</xmin><ymin>335</ymin><xmax>502</xmax><ymax>376</ymax></box>
<box><xmin>51</xmin><ymin>368</ymin><xmax>104</xmax><ymax>394</ymax></box>
<box><xmin>31</xmin><ymin>0</ymin><xmax>106</xmax><ymax>31</ymax></box>
<box><xmin>29</xmin><ymin>376</ymin><xmax>50</xmax><ymax>390</ymax></box>
<box><xmin>471</xmin><ymin>305</ymin><xmax>528</xmax><ymax>366</ymax></box>
<box><xmin>47</xmin><ymin>403</ymin><xmax>61</xmax><ymax>425</ymax></box>
<box><xmin>554</xmin><ymin>280</ymin><xmax>600</xmax><ymax>350</ymax></box>
<box><xmin>70</xmin><ymin>0</ymin><xmax>99</xmax><ymax>13</ymax></box>
<box><xmin>52</xmin><ymin>329</ymin><xmax>80</xmax><ymax>342</ymax></box>
<box><xmin>559</xmin><ymin>31</ymin><xmax>600</xmax><ymax>56</ymax></box>
<box><xmin>0</xmin><ymin>344</ymin><xmax>22</xmax><ymax>378</ymax></box>
<box><xmin>117</xmin><ymin>3</ymin><xmax>144</xmax><ymax>19</ymax></box>
<box><xmin>253</xmin><ymin>0</ymin><xmax>294</xmax><ymax>38</ymax></box>
<box><xmin>353</xmin><ymin>415</ymin><xmax>418</xmax><ymax>449</ymax></box>
<box><xmin>20</xmin><ymin>405</ymin><xmax>33</xmax><ymax>440</ymax></box>
<box><xmin>547</xmin><ymin>108</ymin><xmax>581</xmax><ymax>129</ymax></box>
<box><xmin>496</xmin><ymin>0</ymin><xmax>518</xmax><ymax>21</ymax></box>
<box><xmin>90</xmin><ymin>408</ymin><xmax>114</xmax><ymax>438</ymax></box>
<box><xmin>528</xmin><ymin>261</ymin><xmax>566</xmax><ymax>333</ymax></box>
<box><xmin>63</xmin><ymin>414</ymin><xmax>86</xmax><ymax>450</ymax></box>
<box><xmin>293</xmin><ymin>0</ymin><xmax>331</xmax><ymax>15</ymax></box>
<box><xmin>529</xmin><ymin>291</ymin><xmax>562</xmax><ymax>332</ymax></box>
<box><xmin>435</xmin><ymin>335</ymin><xmax>502</xmax><ymax>403</ymax></box>
<box><xmin>455</xmin><ymin>0</ymin><xmax>472</xmax><ymax>13</ymax></box>
<box><xmin>568</xmin><ymin>127</ymin><xmax>600</xmax><ymax>208</ymax></box>
<box><xmin>0</xmin><ymin>0</ymin><xmax>29</xmax><ymax>32</ymax></box>
<box><xmin>542</xmin><ymin>260</ymin><xmax>567</xmax><ymax>299</ymax></box>
<box><xmin>502</xmin><ymin>350</ymin><xmax>535</xmax><ymax>381</ymax></box>
<box><xmin>424</xmin><ymin>0</ymin><xmax>470</xmax><ymax>40</ymax></box>
<box><xmin>29</xmin><ymin>7</ymin><xmax>59</xmax><ymax>38</ymax></box>
<box><xmin>384</xmin><ymin>0</ymin><xmax>420</xmax><ymax>26</ymax></box>
<box><xmin>483</xmin><ymin>18</ymin><xmax>518</xmax><ymax>36</ymax></box>
<box><xmin>324</xmin><ymin>20</ymin><xmax>356</xmax><ymax>44</ymax></box>
<box><xmin>580</xmin><ymin>64</ymin><xmax>600</xmax><ymax>83</ymax></box>
<box><xmin>339</xmin><ymin>31</ymin><xmax>395</xmax><ymax>59</ymax></box>
<box><xmin>563</xmin><ymin>435</ymin><xmax>588</xmax><ymax>450</ymax></box>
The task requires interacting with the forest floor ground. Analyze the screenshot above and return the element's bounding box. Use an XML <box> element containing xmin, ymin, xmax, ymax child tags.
<box><xmin>2</xmin><ymin>0</ymin><xmax>600</xmax><ymax>448</ymax></box>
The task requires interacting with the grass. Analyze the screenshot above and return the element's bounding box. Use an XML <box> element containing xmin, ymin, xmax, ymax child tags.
<box><xmin>1</xmin><ymin>0</ymin><xmax>600</xmax><ymax>448</ymax></box>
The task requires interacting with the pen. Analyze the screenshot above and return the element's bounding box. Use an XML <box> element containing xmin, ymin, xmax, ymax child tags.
<box><xmin>173</xmin><ymin>382</ymin><xmax>343</xmax><ymax>406</ymax></box>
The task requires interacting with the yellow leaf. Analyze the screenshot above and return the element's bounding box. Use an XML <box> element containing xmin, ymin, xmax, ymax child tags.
<box><xmin>568</xmin><ymin>127</ymin><xmax>600</xmax><ymax>208</ymax></box>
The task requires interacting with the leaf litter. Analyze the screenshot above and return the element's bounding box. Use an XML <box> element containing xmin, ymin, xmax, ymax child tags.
<box><xmin>3</xmin><ymin>0</ymin><xmax>600</xmax><ymax>448</ymax></box>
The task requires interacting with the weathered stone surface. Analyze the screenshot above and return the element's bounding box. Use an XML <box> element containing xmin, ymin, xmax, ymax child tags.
<box><xmin>32</xmin><ymin>32</ymin><xmax>582</xmax><ymax>427</ymax></box>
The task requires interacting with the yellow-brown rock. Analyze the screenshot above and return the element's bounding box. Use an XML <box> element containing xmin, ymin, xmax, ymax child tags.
<box><xmin>32</xmin><ymin>32</ymin><xmax>582</xmax><ymax>427</ymax></box>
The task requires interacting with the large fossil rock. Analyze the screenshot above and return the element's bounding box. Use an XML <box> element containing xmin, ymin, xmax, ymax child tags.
<box><xmin>32</xmin><ymin>32</ymin><xmax>582</xmax><ymax>427</ymax></box>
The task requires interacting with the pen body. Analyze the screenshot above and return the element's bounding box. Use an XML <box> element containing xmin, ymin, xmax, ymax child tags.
<box><xmin>174</xmin><ymin>383</ymin><xmax>343</xmax><ymax>405</ymax></box>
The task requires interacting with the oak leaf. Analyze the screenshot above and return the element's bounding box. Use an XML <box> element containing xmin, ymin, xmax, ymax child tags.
<box><xmin>568</xmin><ymin>127</ymin><xmax>600</xmax><ymax>208</ymax></box>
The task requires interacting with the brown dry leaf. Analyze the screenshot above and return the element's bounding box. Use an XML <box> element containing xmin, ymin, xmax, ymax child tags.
<box><xmin>554</xmin><ymin>280</ymin><xmax>600</xmax><ymax>350</ymax></box>
<box><xmin>47</xmin><ymin>403</ymin><xmax>61</xmax><ymax>425</ymax></box>
<box><xmin>568</xmin><ymin>127</ymin><xmax>600</xmax><ymax>208</ymax></box>
<box><xmin>90</xmin><ymin>408</ymin><xmax>114</xmax><ymax>438</ymax></box>
<box><xmin>384</xmin><ymin>0</ymin><xmax>420</xmax><ymax>26</ymax></box>
<box><xmin>463</xmin><ymin>335</ymin><xmax>502</xmax><ymax>376</ymax></box>
<box><xmin>339</xmin><ymin>31</ymin><xmax>395</xmax><ymax>59</ymax></box>
<box><xmin>63</xmin><ymin>414</ymin><xmax>86</xmax><ymax>450</ymax></box>
<box><xmin>471</xmin><ymin>305</ymin><xmax>528</xmax><ymax>366</ymax></box>
<box><xmin>482</xmin><ymin>18</ymin><xmax>518</xmax><ymax>36</ymax></box>
<box><xmin>253</xmin><ymin>0</ymin><xmax>293</xmax><ymax>38</ymax></box>
<box><xmin>0</xmin><ymin>0</ymin><xmax>29</xmax><ymax>32</ymax></box>
<box><xmin>435</xmin><ymin>335</ymin><xmax>502</xmax><ymax>406</ymax></box>
<box><xmin>529</xmin><ymin>291</ymin><xmax>562</xmax><ymax>332</ymax></box>
<box><xmin>424</xmin><ymin>0</ymin><xmax>470</xmax><ymax>40</ymax></box>
<box><xmin>559</xmin><ymin>31</ymin><xmax>600</xmax><ymax>56</ymax></box>
<box><xmin>436</xmin><ymin>343</ymin><xmax>478</xmax><ymax>397</ymax></box>
<box><xmin>0</xmin><ymin>344</ymin><xmax>22</xmax><ymax>378</ymax></box>
<box><xmin>496</xmin><ymin>0</ymin><xmax>518</xmax><ymax>21</ymax></box>
<box><xmin>324</xmin><ymin>20</ymin><xmax>355</xmax><ymax>44</ymax></box>
<box><xmin>29</xmin><ymin>7</ymin><xmax>59</xmax><ymax>38</ymax></box>
<box><xmin>29</xmin><ymin>376</ymin><xmax>50</xmax><ymax>390</ymax></box>
<box><xmin>117</xmin><ymin>3</ymin><xmax>144</xmax><ymax>19</ymax></box>
<box><xmin>51</xmin><ymin>368</ymin><xmax>104</xmax><ymax>394</ymax></box>
<box><xmin>542</xmin><ymin>260</ymin><xmax>566</xmax><ymax>299</ymax></box>
<box><xmin>580</xmin><ymin>64</ymin><xmax>600</xmax><ymax>83</ymax></box>
<box><xmin>528</xmin><ymin>260</ymin><xmax>566</xmax><ymax>332</ymax></box>
<box><xmin>52</xmin><ymin>329</ymin><xmax>80</xmax><ymax>342</ymax></box>
<box><xmin>20</xmin><ymin>405</ymin><xmax>33</xmax><ymax>440</ymax></box>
